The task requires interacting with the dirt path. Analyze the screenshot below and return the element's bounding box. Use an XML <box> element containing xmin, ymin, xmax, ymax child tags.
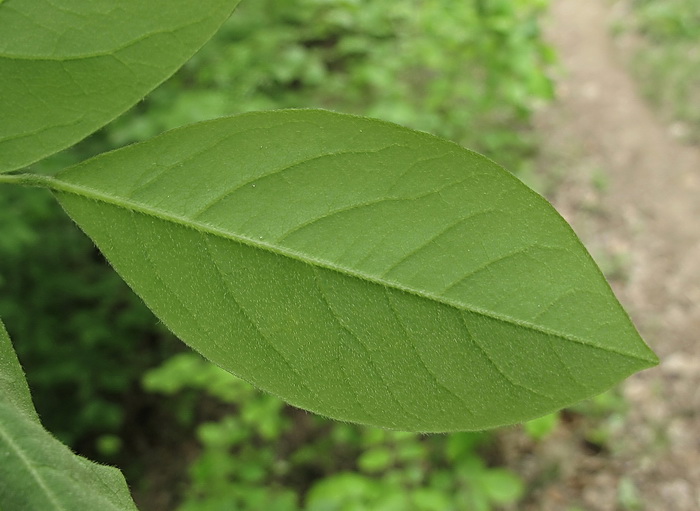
<box><xmin>506</xmin><ymin>0</ymin><xmax>700</xmax><ymax>509</ymax></box>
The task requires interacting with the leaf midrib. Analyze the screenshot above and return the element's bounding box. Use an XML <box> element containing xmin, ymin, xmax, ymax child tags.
<box><xmin>45</xmin><ymin>174</ymin><xmax>654</xmax><ymax>365</ymax></box>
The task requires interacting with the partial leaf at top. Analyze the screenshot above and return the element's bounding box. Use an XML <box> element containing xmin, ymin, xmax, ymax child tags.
<box><xmin>50</xmin><ymin>110</ymin><xmax>657</xmax><ymax>431</ymax></box>
<box><xmin>0</xmin><ymin>317</ymin><xmax>139</xmax><ymax>510</ymax></box>
<box><xmin>0</xmin><ymin>0</ymin><xmax>241</xmax><ymax>173</ymax></box>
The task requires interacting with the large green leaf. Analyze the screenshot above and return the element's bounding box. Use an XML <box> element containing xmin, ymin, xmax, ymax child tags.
<box><xmin>0</xmin><ymin>318</ymin><xmax>139</xmax><ymax>510</ymax></box>
<box><xmin>48</xmin><ymin>109</ymin><xmax>656</xmax><ymax>431</ymax></box>
<box><xmin>0</xmin><ymin>0</ymin><xmax>240</xmax><ymax>173</ymax></box>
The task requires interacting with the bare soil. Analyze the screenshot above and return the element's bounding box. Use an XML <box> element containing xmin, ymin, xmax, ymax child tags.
<box><xmin>501</xmin><ymin>1</ymin><xmax>700</xmax><ymax>509</ymax></box>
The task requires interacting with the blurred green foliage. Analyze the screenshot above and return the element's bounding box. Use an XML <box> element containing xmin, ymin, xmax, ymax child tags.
<box><xmin>568</xmin><ymin>389</ymin><xmax>630</xmax><ymax>453</ymax></box>
<box><xmin>632</xmin><ymin>0</ymin><xmax>700</xmax><ymax>41</ymax></box>
<box><xmin>102</xmin><ymin>0</ymin><xmax>554</xmax><ymax>171</ymax></box>
<box><xmin>145</xmin><ymin>353</ymin><xmax>524</xmax><ymax>510</ymax></box>
<box><xmin>1</xmin><ymin>0</ymin><xmax>554</xmax><ymax>504</ymax></box>
<box><xmin>625</xmin><ymin>0</ymin><xmax>700</xmax><ymax>141</ymax></box>
<box><xmin>523</xmin><ymin>412</ymin><xmax>558</xmax><ymax>441</ymax></box>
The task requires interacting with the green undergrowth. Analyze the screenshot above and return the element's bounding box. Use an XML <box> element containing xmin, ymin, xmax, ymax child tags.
<box><xmin>619</xmin><ymin>0</ymin><xmax>700</xmax><ymax>141</ymax></box>
<box><xmin>143</xmin><ymin>353</ymin><xmax>524</xmax><ymax>511</ymax></box>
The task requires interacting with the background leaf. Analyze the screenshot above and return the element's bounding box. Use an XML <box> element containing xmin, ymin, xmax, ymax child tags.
<box><xmin>49</xmin><ymin>109</ymin><xmax>657</xmax><ymax>431</ymax></box>
<box><xmin>0</xmin><ymin>317</ymin><xmax>139</xmax><ymax>510</ymax></box>
<box><xmin>0</xmin><ymin>0</ymin><xmax>240</xmax><ymax>173</ymax></box>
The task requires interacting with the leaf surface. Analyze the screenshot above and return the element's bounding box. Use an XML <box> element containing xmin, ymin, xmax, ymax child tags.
<box><xmin>0</xmin><ymin>318</ymin><xmax>37</xmax><ymax>421</ymax></box>
<box><xmin>0</xmin><ymin>0</ymin><xmax>240</xmax><ymax>173</ymax></box>
<box><xmin>0</xmin><ymin>318</ymin><xmax>139</xmax><ymax>510</ymax></box>
<box><xmin>51</xmin><ymin>110</ymin><xmax>657</xmax><ymax>431</ymax></box>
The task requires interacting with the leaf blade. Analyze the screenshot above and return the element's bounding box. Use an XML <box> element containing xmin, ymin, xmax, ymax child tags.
<box><xmin>0</xmin><ymin>318</ymin><xmax>139</xmax><ymax>510</ymax></box>
<box><xmin>0</xmin><ymin>0</ymin><xmax>240</xmax><ymax>173</ymax></box>
<box><xmin>52</xmin><ymin>110</ymin><xmax>657</xmax><ymax>431</ymax></box>
<box><xmin>0</xmin><ymin>318</ymin><xmax>37</xmax><ymax>421</ymax></box>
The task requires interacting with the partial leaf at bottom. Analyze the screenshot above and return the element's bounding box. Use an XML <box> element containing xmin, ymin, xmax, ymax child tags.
<box><xmin>0</xmin><ymin>317</ymin><xmax>37</xmax><ymax>421</ymax></box>
<box><xmin>0</xmin><ymin>318</ymin><xmax>139</xmax><ymax>510</ymax></box>
<box><xmin>49</xmin><ymin>109</ymin><xmax>658</xmax><ymax>431</ymax></box>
